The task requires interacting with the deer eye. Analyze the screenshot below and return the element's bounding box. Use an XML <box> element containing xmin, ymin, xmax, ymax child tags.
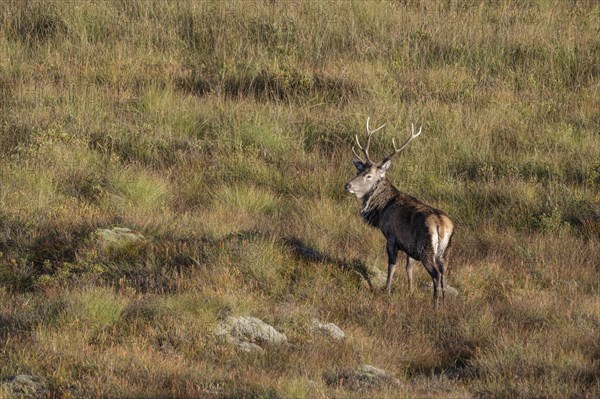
<box><xmin>366</xmin><ymin>174</ymin><xmax>373</xmax><ymax>180</ymax></box>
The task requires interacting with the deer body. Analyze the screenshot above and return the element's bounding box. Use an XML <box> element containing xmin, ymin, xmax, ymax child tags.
<box><xmin>345</xmin><ymin>119</ymin><xmax>454</xmax><ymax>306</ymax></box>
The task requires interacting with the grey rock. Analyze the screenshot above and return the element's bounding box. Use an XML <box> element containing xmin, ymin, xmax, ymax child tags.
<box><xmin>216</xmin><ymin>316</ymin><xmax>287</xmax><ymax>352</ymax></box>
<box><xmin>356</xmin><ymin>364</ymin><xmax>402</xmax><ymax>387</ymax></box>
<box><xmin>311</xmin><ymin>319</ymin><xmax>345</xmax><ymax>341</ymax></box>
<box><xmin>421</xmin><ymin>282</ymin><xmax>459</xmax><ymax>297</ymax></box>
<box><xmin>1</xmin><ymin>375</ymin><xmax>49</xmax><ymax>399</ymax></box>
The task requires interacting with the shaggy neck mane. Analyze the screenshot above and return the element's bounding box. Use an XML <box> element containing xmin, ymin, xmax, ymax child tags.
<box><xmin>360</xmin><ymin>179</ymin><xmax>399</xmax><ymax>227</ymax></box>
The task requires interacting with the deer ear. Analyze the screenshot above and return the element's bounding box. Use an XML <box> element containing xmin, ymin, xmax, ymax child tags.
<box><xmin>353</xmin><ymin>159</ymin><xmax>367</xmax><ymax>172</ymax></box>
<box><xmin>379</xmin><ymin>159</ymin><xmax>392</xmax><ymax>172</ymax></box>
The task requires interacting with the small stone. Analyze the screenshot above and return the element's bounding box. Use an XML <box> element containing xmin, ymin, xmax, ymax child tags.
<box><xmin>93</xmin><ymin>227</ymin><xmax>145</xmax><ymax>251</ymax></box>
<box><xmin>325</xmin><ymin>364</ymin><xmax>403</xmax><ymax>390</ymax></box>
<box><xmin>311</xmin><ymin>319</ymin><xmax>345</xmax><ymax>341</ymax></box>
<box><xmin>360</xmin><ymin>264</ymin><xmax>387</xmax><ymax>290</ymax></box>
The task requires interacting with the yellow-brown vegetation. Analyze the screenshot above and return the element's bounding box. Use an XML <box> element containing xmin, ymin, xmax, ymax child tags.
<box><xmin>0</xmin><ymin>1</ymin><xmax>598</xmax><ymax>397</ymax></box>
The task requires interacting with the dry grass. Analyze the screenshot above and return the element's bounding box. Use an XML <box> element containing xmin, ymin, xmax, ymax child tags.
<box><xmin>1</xmin><ymin>0</ymin><xmax>599</xmax><ymax>398</ymax></box>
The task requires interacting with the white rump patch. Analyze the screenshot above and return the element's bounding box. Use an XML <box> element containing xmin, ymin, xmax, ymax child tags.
<box><xmin>430</xmin><ymin>225</ymin><xmax>440</xmax><ymax>258</ymax></box>
<box><xmin>438</xmin><ymin>227</ymin><xmax>452</xmax><ymax>255</ymax></box>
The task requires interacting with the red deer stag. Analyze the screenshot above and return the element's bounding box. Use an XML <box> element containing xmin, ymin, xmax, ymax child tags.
<box><xmin>345</xmin><ymin>118</ymin><xmax>454</xmax><ymax>306</ymax></box>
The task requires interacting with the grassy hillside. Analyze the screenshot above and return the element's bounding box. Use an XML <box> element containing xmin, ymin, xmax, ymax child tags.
<box><xmin>1</xmin><ymin>0</ymin><xmax>599</xmax><ymax>397</ymax></box>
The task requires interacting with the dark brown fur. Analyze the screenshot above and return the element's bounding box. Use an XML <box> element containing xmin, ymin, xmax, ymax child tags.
<box><xmin>360</xmin><ymin>179</ymin><xmax>454</xmax><ymax>304</ymax></box>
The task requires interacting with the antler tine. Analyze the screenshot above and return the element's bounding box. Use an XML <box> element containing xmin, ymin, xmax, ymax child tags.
<box><xmin>359</xmin><ymin>117</ymin><xmax>386</xmax><ymax>164</ymax></box>
<box><xmin>385</xmin><ymin>123</ymin><xmax>422</xmax><ymax>162</ymax></box>
<box><xmin>352</xmin><ymin>144</ymin><xmax>366</xmax><ymax>163</ymax></box>
<box><xmin>351</xmin><ymin>117</ymin><xmax>387</xmax><ymax>164</ymax></box>
<box><xmin>366</xmin><ymin>117</ymin><xmax>387</xmax><ymax>136</ymax></box>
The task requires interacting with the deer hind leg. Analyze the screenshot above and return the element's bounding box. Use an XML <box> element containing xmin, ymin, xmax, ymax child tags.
<box><xmin>435</xmin><ymin>231</ymin><xmax>453</xmax><ymax>304</ymax></box>
<box><xmin>406</xmin><ymin>255</ymin><xmax>415</xmax><ymax>292</ymax></box>
<box><xmin>436</xmin><ymin>256</ymin><xmax>446</xmax><ymax>304</ymax></box>
<box><xmin>421</xmin><ymin>256</ymin><xmax>441</xmax><ymax>307</ymax></box>
<box><xmin>385</xmin><ymin>239</ymin><xmax>398</xmax><ymax>294</ymax></box>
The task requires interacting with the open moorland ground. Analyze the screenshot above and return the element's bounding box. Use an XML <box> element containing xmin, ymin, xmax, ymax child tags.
<box><xmin>0</xmin><ymin>1</ymin><xmax>599</xmax><ymax>398</ymax></box>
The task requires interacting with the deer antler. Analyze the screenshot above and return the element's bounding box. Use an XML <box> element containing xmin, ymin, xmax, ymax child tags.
<box><xmin>382</xmin><ymin>123</ymin><xmax>422</xmax><ymax>163</ymax></box>
<box><xmin>352</xmin><ymin>117</ymin><xmax>386</xmax><ymax>164</ymax></box>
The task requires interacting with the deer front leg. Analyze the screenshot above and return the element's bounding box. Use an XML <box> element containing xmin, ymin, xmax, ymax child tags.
<box><xmin>406</xmin><ymin>255</ymin><xmax>415</xmax><ymax>292</ymax></box>
<box><xmin>385</xmin><ymin>239</ymin><xmax>398</xmax><ymax>294</ymax></box>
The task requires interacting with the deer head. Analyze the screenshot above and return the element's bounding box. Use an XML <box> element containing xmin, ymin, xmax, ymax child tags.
<box><xmin>345</xmin><ymin>117</ymin><xmax>422</xmax><ymax>198</ymax></box>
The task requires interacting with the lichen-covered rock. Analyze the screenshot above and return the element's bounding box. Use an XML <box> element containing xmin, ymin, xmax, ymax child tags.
<box><xmin>325</xmin><ymin>364</ymin><xmax>403</xmax><ymax>390</ymax></box>
<box><xmin>1</xmin><ymin>375</ymin><xmax>49</xmax><ymax>399</ymax></box>
<box><xmin>311</xmin><ymin>319</ymin><xmax>345</xmax><ymax>341</ymax></box>
<box><xmin>215</xmin><ymin>316</ymin><xmax>287</xmax><ymax>352</ymax></box>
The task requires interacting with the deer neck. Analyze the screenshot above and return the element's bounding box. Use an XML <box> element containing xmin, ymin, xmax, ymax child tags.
<box><xmin>360</xmin><ymin>179</ymin><xmax>398</xmax><ymax>227</ymax></box>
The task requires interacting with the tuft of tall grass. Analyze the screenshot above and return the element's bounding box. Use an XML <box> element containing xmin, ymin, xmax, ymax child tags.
<box><xmin>107</xmin><ymin>167</ymin><xmax>171</xmax><ymax>212</ymax></box>
<box><xmin>66</xmin><ymin>286</ymin><xmax>126</xmax><ymax>330</ymax></box>
<box><xmin>214</xmin><ymin>184</ymin><xmax>281</xmax><ymax>217</ymax></box>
